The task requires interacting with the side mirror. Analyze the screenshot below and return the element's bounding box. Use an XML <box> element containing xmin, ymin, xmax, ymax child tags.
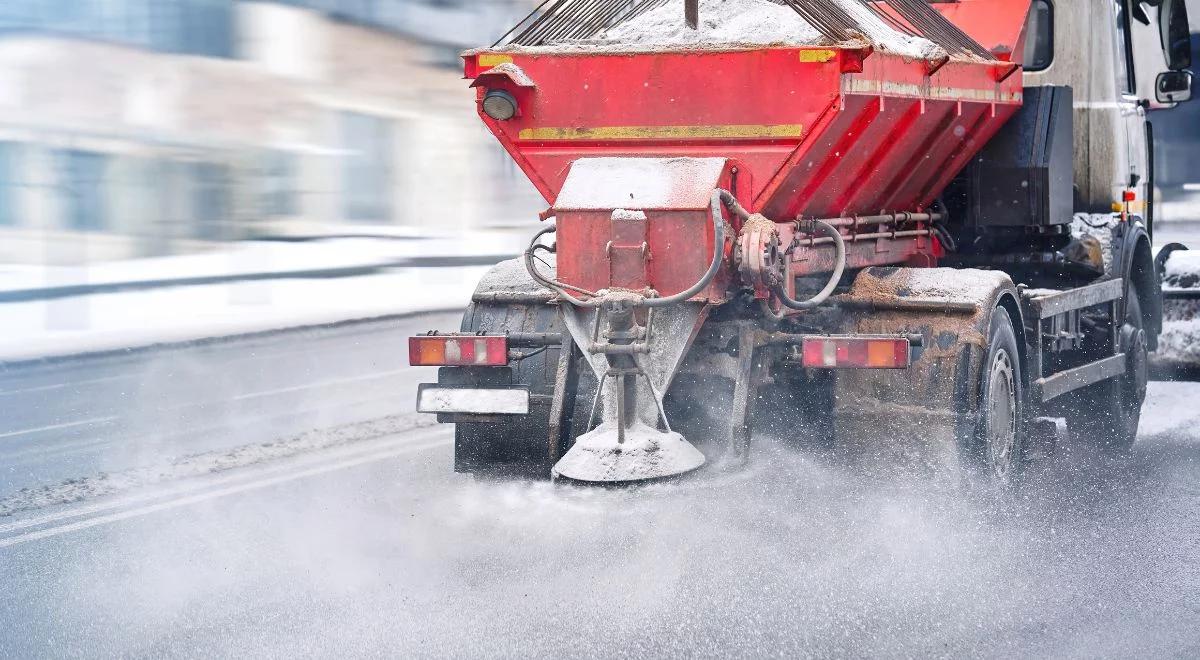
<box><xmin>1157</xmin><ymin>70</ymin><xmax>1194</xmax><ymax>104</ymax></box>
<box><xmin>1158</xmin><ymin>0</ymin><xmax>1192</xmax><ymax>70</ymax></box>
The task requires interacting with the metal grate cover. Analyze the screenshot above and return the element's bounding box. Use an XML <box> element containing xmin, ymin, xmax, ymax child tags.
<box><xmin>491</xmin><ymin>0</ymin><xmax>992</xmax><ymax>62</ymax></box>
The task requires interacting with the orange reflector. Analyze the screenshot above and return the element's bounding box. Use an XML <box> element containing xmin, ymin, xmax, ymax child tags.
<box><xmin>409</xmin><ymin>335</ymin><xmax>508</xmax><ymax>367</ymax></box>
<box><xmin>801</xmin><ymin>337</ymin><xmax>911</xmax><ymax>369</ymax></box>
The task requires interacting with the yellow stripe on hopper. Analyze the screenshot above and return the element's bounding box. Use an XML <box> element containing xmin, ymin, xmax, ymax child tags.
<box><xmin>478</xmin><ymin>54</ymin><xmax>514</xmax><ymax>67</ymax></box>
<box><xmin>798</xmin><ymin>49</ymin><xmax>838</xmax><ymax>63</ymax></box>
<box><xmin>518</xmin><ymin>124</ymin><xmax>805</xmax><ymax>140</ymax></box>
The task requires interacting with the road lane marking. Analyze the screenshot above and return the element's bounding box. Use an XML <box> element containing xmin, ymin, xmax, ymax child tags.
<box><xmin>0</xmin><ymin>434</ymin><xmax>452</xmax><ymax>548</ymax></box>
<box><xmin>0</xmin><ymin>425</ymin><xmax>451</xmax><ymax>535</ymax></box>
<box><xmin>0</xmin><ymin>312</ymin><xmax>457</xmax><ymax>396</ymax></box>
<box><xmin>0</xmin><ymin>373</ymin><xmax>128</xmax><ymax>397</ymax></box>
<box><xmin>0</xmin><ymin>368</ymin><xmax>416</xmax><ymax>451</ymax></box>
<box><xmin>0</xmin><ymin>391</ymin><xmax>411</xmax><ymax>465</ymax></box>
<box><xmin>0</xmin><ymin>416</ymin><xmax>118</xmax><ymax>441</ymax></box>
<box><xmin>1</xmin><ymin>436</ymin><xmax>113</xmax><ymax>464</ymax></box>
<box><xmin>228</xmin><ymin>368</ymin><xmax>417</xmax><ymax>402</ymax></box>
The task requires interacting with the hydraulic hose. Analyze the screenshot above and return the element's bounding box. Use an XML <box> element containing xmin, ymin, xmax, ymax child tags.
<box><xmin>523</xmin><ymin>224</ymin><xmax>604</xmax><ymax>308</ymax></box>
<box><xmin>931</xmin><ymin>223</ymin><xmax>957</xmax><ymax>252</ymax></box>
<box><xmin>524</xmin><ymin>189</ymin><xmax>737</xmax><ymax>309</ymax></box>
<box><xmin>772</xmin><ymin>218</ymin><xmax>846</xmax><ymax>311</ymax></box>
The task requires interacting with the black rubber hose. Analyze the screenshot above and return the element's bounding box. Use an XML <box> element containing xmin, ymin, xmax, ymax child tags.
<box><xmin>524</xmin><ymin>189</ymin><xmax>738</xmax><ymax>309</ymax></box>
<box><xmin>772</xmin><ymin>219</ymin><xmax>846</xmax><ymax>311</ymax></box>
<box><xmin>932</xmin><ymin>223</ymin><xmax>958</xmax><ymax>252</ymax></box>
<box><xmin>523</xmin><ymin>224</ymin><xmax>604</xmax><ymax>308</ymax></box>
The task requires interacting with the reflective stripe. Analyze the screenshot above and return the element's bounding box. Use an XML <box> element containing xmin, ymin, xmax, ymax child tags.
<box><xmin>518</xmin><ymin>124</ymin><xmax>805</xmax><ymax>141</ymax></box>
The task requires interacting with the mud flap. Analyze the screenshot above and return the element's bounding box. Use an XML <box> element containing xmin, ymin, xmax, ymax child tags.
<box><xmin>830</xmin><ymin>267</ymin><xmax>1021</xmax><ymax>473</ymax></box>
<box><xmin>452</xmin><ymin>258</ymin><xmax>584</xmax><ymax>476</ymax></box>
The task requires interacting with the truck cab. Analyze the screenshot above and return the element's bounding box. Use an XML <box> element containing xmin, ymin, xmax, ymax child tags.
<box><xmin>1024</xmin><ymin>0</ymin><xmax>1192</xmax><ymax>223</ymax></box>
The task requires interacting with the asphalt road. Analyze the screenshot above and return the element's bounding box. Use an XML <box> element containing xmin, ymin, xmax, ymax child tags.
<box><xmin>0</xmin><ymin>311</ymin><xmax>462</xmax><ymax>499</ymax></box>
<box><xmin>2</xmin><ymin>309</ymin><xmax>1199</xmax><ymax>657</ymax></box>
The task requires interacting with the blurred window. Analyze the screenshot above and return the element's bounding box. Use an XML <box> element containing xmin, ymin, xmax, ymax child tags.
<box><xmin>0</xmin><ymin>143</ymin><xmax>14</xmax><ymax>227</ymax></box>
<box><xmin>277</xmin><ymin>0</ymin><xmax>458</xmax><ymax>38</ymax></box>
<box><xmin>59</xmin><ymin>150</ymin><xmax>109</xmax><ymax>232</ymax></box>
<box><xmin>340</xmin><ymin>112</ymin><xmax>394</xmax><ymax>223</ymax></box>
<box><xmin>192</xmin><ymin>162</ymin><xmax>231</xmax><ymax>241</ymax></box>
<box><xmin>1115</xmin><ymin>0</ymin><xmax>1136</xmax><ymax>94</ymax></box>
<box><xmin>262</xmin><ymin>151</ymin><xmax>299</xmax><ymax>217</ymax></box>
<box><xmin>0</xmin><ymin>0</ymin><xmax>233</xmax><ymax>58</ymax></box>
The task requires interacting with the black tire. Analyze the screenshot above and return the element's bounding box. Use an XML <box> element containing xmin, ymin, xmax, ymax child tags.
<box><xmin>450</xmin><ymin>300</ymin><xmax>591</xmax><ymax>477</ymax></box>
<box><xmin>971</xmin><ymin>306</ymin><xmax>1025</xmax><ymax>483</ymax></box>
<box><xmin>1066</xmin><ymin>289</ymin><xmax>1147</xmax><ymax>453</ymax></box>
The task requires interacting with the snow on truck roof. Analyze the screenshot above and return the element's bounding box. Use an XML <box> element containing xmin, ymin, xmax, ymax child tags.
<box><xmin>491</xmin><ymin>0</ymin><xmax>952</xmax><ymax>62</ymax></box>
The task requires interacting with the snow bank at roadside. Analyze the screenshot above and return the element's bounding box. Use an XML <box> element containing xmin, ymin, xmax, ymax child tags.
<box><xmin>1162</xmin><ymin>249</ymin><xmax>1200</xmax><ymax>290</ymax></box>
<box><xmin>0</xmin><ymin>414</ymin><xmax>435</xmax><ymax>518</ymax></box>
<box><xmin>0</xmin><ymin>234</ymin><xmax>523</xmax><ymax>295</ymax></box>
<box><xmin>1155</xmin><ymin>250</ymin><xmax>1200</xmax><ymax>366</ymax></box>
<box><xmin>1157</xmin><ymin>318</ymin><xmax>1200</xmax><ymax>365</ymax></box>
<box><xmin>0</xmin><ymin>266</ymin><xmax>489</xmax><ymax>363</ymax></box>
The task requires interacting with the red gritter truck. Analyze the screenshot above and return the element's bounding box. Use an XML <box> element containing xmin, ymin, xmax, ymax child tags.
<box><xmin>408</xmin><ymin>0</ymin><xmax>1196</xmax><ymax>484</ymax></box>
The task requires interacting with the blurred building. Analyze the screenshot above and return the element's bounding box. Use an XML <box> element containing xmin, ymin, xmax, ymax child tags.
<box><xmin>0</xmin><ymin>0</ymin><xmax>545</xmax><ymax>265</ymax></box>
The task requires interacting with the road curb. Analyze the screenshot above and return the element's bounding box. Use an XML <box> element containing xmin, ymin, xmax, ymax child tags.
<box><xmin>0</xmin><ymin>254</ymin><xmax>515</xmax><ymax>304</ymax></box>
<box><xmin>0</xmin><ymin>308</ymin><xmax>464</xmax><ymax>369</ymax></box>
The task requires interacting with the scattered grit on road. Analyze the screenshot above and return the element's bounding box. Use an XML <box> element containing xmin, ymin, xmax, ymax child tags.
<box><xmin>1</xmin><ymin>311</ymin><xmax>1199</xmax><ymax>657</ymax></box>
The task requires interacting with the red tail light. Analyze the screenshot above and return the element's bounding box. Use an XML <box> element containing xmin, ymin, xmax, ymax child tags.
<box><xmin>801</xmin><ymin>337</ymin><xmax>911</xmax><ymax>369</ymax></box>
<box><xmin>409</xmin><ymin>335</ymin><xmax>508</xmax><ymax>367</ymax></box>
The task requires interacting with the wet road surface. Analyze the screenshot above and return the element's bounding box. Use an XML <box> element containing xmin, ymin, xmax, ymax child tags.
<box><xmin>1</xmin><ymin>307</ymin><xmax>1198</xmax><ymax>657</ymax></box>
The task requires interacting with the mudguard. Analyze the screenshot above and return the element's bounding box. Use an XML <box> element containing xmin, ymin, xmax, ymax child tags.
<box><xmin>831</xmin><ymin>267</ymin><xmax>1024</xmax><ymax>472</ymax></box>
<box><xmin>1111</xmin><ymin>219</ymin><xmax>1162</xmax><ymax>348</ymax></box>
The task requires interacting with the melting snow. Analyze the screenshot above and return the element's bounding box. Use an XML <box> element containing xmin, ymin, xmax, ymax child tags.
<box><xmin>1072</xmin><ymin>214</ymin><xmax>1118</xmax><ymax>274</ymax></box>
<box><xmin>555</xmin><ymin>157</ymin><xmax>727</xmax><ymax>210</ymax></box>
<box><xmin>898</xmin><ymin>268</ymin><xmax>1012</xmax><ymax>303</ymax></box>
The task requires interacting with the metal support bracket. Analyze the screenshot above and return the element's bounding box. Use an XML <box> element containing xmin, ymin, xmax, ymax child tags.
<box><xmin>1023</xmin><ymin>279</ymin><xmax>1127</xmax><ymax>403</ymax></box>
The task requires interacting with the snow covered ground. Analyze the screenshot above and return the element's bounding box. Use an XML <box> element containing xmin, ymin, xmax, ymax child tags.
<box><xmin>0</xmin><ymin>266</ymin><xmax>490</xmax><ymax>363</ymax></box>
<box><xmin>0</xmin><ymin>230</ymin><xmax>530</xmax><ymax>362</ymax></box>
<box><xmin>0</xmin><ymin>229</ymin><xmax>525</xmax><ymax>362</ymax></box>
<box><xmin>0</xmin><ymin>232</ymin><xmax>523</xmax><ymax>296</ymax></box>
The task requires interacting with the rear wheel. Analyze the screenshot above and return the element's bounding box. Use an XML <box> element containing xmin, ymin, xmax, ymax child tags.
<box><xmin>971</xmin><ymin>306</ymin><xmax>1025</xmax><ymax>483</ymax></box>
<box><xmin>451</xmin><ymin>300</ymin><xmax>590</xmax><ymax>477</ymax></box>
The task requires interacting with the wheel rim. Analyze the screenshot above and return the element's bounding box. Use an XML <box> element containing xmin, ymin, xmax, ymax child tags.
<box><xmin>985</xmin><ymin>349</ymin><xmax>1018</xmax><ymax>479</ymax></box>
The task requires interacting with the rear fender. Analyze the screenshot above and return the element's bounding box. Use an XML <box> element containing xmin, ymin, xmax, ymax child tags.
<box><xmin>830</xmin><ymin>267</ymin><xmax>1022</xmax><ymax>471</ymax></box>
<box><xmin>1114</xmin><ymin>220</ymin><xmax>1162</xmax><ymax>348</ymax></box>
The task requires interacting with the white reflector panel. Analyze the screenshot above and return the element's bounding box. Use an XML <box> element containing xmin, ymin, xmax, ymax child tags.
<box><xmin>417</xmin><ymin>386</ymin><xmax>530</xmax><ymax>415</ymax></box>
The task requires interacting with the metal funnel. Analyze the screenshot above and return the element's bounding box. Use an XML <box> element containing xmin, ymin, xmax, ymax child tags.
<box><xmin>553</xmin><ymin>423</ymin><xmax>705</xmax><ymax>483</ymax></box>
<box><xmin>552</xmin><ymin>301</ymin><xmax>708</xmax><ymax>483</ymax></box>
